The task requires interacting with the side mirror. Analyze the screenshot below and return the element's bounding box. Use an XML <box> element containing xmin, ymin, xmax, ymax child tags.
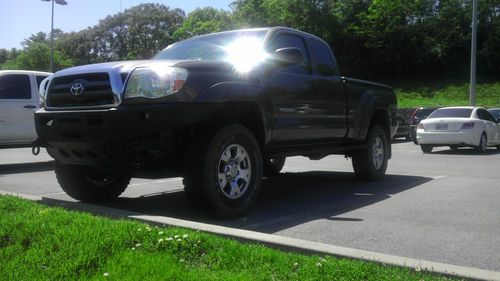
<box><xmin>271</xmin><ymin>47</ymin><xmax>304</xmax><ymax>67</ymax></box>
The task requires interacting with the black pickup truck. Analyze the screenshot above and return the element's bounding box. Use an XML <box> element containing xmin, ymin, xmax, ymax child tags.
<box><xmin>35</xmin><ymin>27</ymin><xmax>397</xmax><ymax>217</ymax></box>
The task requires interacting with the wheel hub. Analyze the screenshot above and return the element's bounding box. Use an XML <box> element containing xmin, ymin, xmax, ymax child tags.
<box><xmin>218</xmin><ymin>144</ymin><xmax>252</xmax><ymax>200</ymax></box>
<box><xmin>372</xmin><ymin>136</ymin><xmax>384</xmax><ymax>170</ymax></box>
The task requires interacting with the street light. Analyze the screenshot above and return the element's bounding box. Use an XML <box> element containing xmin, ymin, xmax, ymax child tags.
<box><xmin>41</xmin><ymin>0</ymin><xmax>68</xmax><ymax>72</ymax></box>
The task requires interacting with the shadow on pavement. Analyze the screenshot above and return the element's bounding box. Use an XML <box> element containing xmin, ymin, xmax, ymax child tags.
<box><xmin>0</xmin><ymin>161</ymin><xmax>55</xmax><ymax>175</ymax></box>
<box><xmin>38</xmin><ymin>171</ymin><xmax>432</xmax><ymax>234</ymax></box>
<box><xmin>430</xmin><ymin>147</ymin><xmax>500</xmax><ymax>156</ymax></box>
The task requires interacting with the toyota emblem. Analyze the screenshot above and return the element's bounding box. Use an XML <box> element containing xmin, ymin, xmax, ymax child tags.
<box><xmin>70</xmin><ymin>81</ymin><xmax>85</xmax><ymax>96</ymax></box>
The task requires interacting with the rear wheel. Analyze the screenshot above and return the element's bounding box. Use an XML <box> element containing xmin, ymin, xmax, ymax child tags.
<box><xmin>263</xmin><ymin>157</ymin><xmax>286</xmax><ymax>176</ymax></box>
<box><xmin>352</xmin><ymin>125</ymin><xmax>388</xmax><ymax>181</ymax></box>
<box><xmin>55</xmin><ymin>163</ymin><xmax>130</xmax><ymax>202</ymax></box>
<box><xmin>476</xmin><ymin>133</ymin><xmax>488</xmax><ymax>153</ymax></box>
<box><xmin>183</xmin><ymin>125</ymin><xmax>263</xmax><ymax>218</ymax></box>
<box><xmin>421</xmin><ymin>145</ymin><xmax>433</xmax><ymax>153</ymax></box>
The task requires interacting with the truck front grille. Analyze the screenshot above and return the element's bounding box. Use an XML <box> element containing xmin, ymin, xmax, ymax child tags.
<box><xmin>47</xmin><ymin>73</ymin><xmax>115</xmax><ymax>107</ymax></box>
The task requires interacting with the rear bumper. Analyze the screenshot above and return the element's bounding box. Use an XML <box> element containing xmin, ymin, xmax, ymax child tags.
<box><xmin>416</xmin><ymin>129</ymin><xmax>478</xmax><ymax>146</ymax></box>
<box><xmin>35</xmin><ymin>103</ymin><xmax>220</xmax><ymax>169</ymax></box>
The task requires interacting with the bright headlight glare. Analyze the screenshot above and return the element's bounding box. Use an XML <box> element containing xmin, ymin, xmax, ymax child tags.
<box><xmin>125</xmin><ymin>67</ymin><xmax>188</xmax><ymax>99</ymax></box>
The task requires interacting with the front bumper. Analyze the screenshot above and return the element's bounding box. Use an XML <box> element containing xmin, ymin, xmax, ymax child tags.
<box><xmin>35</xmin><ymin>103</ymin><xmax>220</xmax><ymax>169</ymax></box>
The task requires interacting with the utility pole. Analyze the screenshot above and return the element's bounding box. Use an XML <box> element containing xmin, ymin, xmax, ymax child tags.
<box><xmin>42</xmin><ymin>0</ymin><xmax>68</xmax><ymax>72</ymax></box>
<box><xmin>469</xmin><ymin>0</ymin><xmax>478</xmax><ymax>106</ymax></box>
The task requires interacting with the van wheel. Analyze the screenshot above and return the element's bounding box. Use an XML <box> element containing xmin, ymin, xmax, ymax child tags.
<box><xmin>352</xmin><ymin>125</ymin><xmax>388</xmax><ymax>181</ymax></box>
<box><xmin>55</xmin><ymin>163</ymin><xmax>130</xmax><ymax>202</ymax></box>
<box><xmin>421</xmin><ymin>145</ymin><xmax>433</xmax><ymax>153</ymax></box>
<box><xmin>184</xmin><ymin>125</ymin><xmax>263</xmax><ymax>218</ymax></box>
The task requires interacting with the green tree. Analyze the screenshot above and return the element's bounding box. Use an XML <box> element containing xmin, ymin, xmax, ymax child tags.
<box><xmin>1</xmin><ymin>43</ymin><xmax>72</xmax><ymax>72</ymax></box>
<box><xmin>94</xmin><ymin>3</ymin><xmax>185</xmax><ymax>60</ymax></box>
<box><xmin>173</xmin><ymin>7</ymin><xmax>234</xmax><ymax>40</ymax></box>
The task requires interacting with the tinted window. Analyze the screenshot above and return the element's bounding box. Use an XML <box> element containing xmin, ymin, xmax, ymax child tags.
<box><xmin>477</xmin><ymin>109</ymin><xmax>496</xmax><ymax>122</ymax></box>
<box><xmin>0</xmin><ymin>74</ymin><xmax>31</xmax><ymax>99</ymax></box>
<box><xmin>416</xmin><ymin>108</ymin><xmax>437</xmax><ymax>118</ymax></box>
<box><xmin>268</xmin><ymin>33</ymin><xmax>311</xmax><ymax>75</ymax></box>
<box><xmin>308</xmin><ymin>38</ymin><xmax>338</xmax><ymax>76</ymax></box>
<box><xmin>487</xmin><ymin>109</ymin><xmax>500</xmax><ymax>120</ymax></box>
<box><xmin>428</xmin><ymin>108</ymin><xmax>473</xmax><ymax>119</ymax></box>
<box><xmin>36</xmin><ymin>75</ymin><xmax>48</xmax><ymax>88</ymax></box>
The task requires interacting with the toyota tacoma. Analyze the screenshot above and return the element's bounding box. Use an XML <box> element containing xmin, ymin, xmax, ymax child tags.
<box><xmin>35</xmin><ymin>27</ymin><xmax>397</xmax><ymax>217</ymax></box>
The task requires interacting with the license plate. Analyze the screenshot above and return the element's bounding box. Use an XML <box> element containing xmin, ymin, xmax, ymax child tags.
<box><xmin>436</xmin><ymin>123</ymin><xmax>448</xmax><ymax>130</ymax></box>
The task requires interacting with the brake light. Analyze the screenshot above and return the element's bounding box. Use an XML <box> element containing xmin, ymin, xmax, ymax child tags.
<box><xmin>461</xmin><ymin>122</ymin><xmax>475</xmax><ymax>130</ymax></box>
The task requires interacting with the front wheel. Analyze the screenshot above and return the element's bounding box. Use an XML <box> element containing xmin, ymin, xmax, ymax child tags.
<box><xmin>352</xmin><ymin>125</ymin><xmax>388</xmax><ymax>181</ymax></box>
<box><xmin>476</xmin><ymin>133</ymin><xmax>487</xmax><ymax>153</ymax></box>
<box><xmin>183</xmin><ymin>125</ymin><xmax>263</xmax><ymax>218</ymax></box>
<box><xmin>55</xmin><ymin>163</ymin><xmax>130</xmax><ymax>202</ymax></box>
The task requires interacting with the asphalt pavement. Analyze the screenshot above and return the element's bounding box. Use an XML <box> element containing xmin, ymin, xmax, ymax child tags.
<box><xmin>1</xmin><ymin>141</ymin><xmax>499</xmax><ymax>272</ymax></box>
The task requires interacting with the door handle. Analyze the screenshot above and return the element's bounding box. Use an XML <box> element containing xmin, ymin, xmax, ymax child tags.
<box><xmin>24</xmin><ymin>105</ymin><xmax>36</xmax><ymax>109</ymax></box>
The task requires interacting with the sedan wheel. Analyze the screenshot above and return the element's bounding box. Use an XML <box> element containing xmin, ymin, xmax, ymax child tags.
<box><xmin>476</xmin><ymin>133</ymin><xmax>488</xmax><ymax>153</ymax></box>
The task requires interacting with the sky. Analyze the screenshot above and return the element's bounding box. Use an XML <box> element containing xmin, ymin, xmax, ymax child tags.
<box><xmin>0</xmin><ymin>0</ymin><xmax>234</xmax><ymax>50</ymax></box>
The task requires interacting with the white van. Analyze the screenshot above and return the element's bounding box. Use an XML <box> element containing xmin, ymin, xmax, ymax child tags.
<box><xmin>0</xmin><ymin>70</ymin><xmax>52</xmax><ymax>146</ymax></box>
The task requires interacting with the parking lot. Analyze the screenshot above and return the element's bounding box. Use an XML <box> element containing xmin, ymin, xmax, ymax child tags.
<box><xmin>1</xmin><ymin>141</ymin><xmax>499</xmax><ymax>271</ymax></box>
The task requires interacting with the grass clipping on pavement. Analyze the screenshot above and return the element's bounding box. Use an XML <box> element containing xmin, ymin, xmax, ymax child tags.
<box><xmin>0</xmin><ymin>195</ymin><xmax>457</xmax><ymax>280</ymax></box>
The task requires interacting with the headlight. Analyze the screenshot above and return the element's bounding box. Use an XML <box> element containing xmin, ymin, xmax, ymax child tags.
<box><xmin>124</xmin><ymin>66</ymin><xmax>188</xmax><ymax>99</ymax></box>
<box><xmin>38</xmin><ymin>76</ymin><xmax>51</xmax><ymax>108</ymax></box>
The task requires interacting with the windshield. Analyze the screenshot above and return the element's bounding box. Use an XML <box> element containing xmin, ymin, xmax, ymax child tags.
<box><xmin>154</xmin><ymin>30</ymin><xmax>268</xmax><ymax>61</ymax></box>
<box><xmin>428</xmin><ymin>108</ymin><xmax>473</xmax><ymax>119</ymax></box>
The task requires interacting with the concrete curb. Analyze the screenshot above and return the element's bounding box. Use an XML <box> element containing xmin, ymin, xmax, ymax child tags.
<box><xmin>2</xmin><ymin>191</ymin><xmax>500</xmax><ymax>281</ymax></box>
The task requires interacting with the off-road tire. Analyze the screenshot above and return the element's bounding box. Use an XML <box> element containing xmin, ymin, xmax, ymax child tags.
<box><xmin>263</xmin><ymin>157</ymin><xmax>286</xmax><ymax>176</ymax></box>
<box><xmin>183</xmin><ymin>124</ymin><xmax>263</xmax><ymax>218</ymax></box>
<box><xmin>55</xmin><ymin>163</ymin><xmax>130</xmax><ymax>202</ymax></box>
<box><xmin>421</xmin><ymin>144</ymin><xmax>433</xmax><ymax>153</ymax></box>
<box><xmin>352</xmin><ymin>125</ymin><xmax>388</xmax><ymax>181</ymax></box>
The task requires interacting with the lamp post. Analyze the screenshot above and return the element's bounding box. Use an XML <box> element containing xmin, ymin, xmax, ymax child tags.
<box><xmin>41</xmin><ymin>0</ymin><xmax>68</xmax><ymax>72</ymax></box>
<box><xmin>469</xmin><ymin>0</ymin><xmax>478</xmax><ymax>106</ymax></box>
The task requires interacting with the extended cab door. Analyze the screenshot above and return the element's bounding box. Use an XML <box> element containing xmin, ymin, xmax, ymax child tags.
<box><xmin>0</xmin><ymin>73</ymin><xmax>41</xmax><ymax>144</ymax></box>
<box><xmin>305</xmin><ymin>36</ymin><xmax>348</xmax><ymax>139</ymax></box>
<box><xmin>264</xmin><ymin>31</ymin><xmax>347</xmax><ymax>145</ymax></box>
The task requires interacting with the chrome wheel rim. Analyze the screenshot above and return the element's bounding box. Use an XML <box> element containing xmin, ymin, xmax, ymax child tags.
<box><xmin>217</xmin><ymin>144</ymin><xmax>252</xmax><ymax>200</ymax></box>
<box><xmin>372</xmin><ymin>136</ymin><xmax>384</xmax><ymax>170</ymax></box>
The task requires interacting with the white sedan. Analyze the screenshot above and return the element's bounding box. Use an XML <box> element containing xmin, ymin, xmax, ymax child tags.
<box><xmin>416</xmin><ymin>106</ymin><xmax>500</xmax><ymax>153</ymax></box>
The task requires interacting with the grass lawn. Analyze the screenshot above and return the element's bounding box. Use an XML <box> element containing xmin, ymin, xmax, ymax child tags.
<box><xmin>395</xmin><ymin>81</ymin><xmax>500</xmax><ymax>108</ymax></box>
<box><xmin>0</xmin><ymin>195</ymin><xmax>459</xmax><ymax>281</ymax></box>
